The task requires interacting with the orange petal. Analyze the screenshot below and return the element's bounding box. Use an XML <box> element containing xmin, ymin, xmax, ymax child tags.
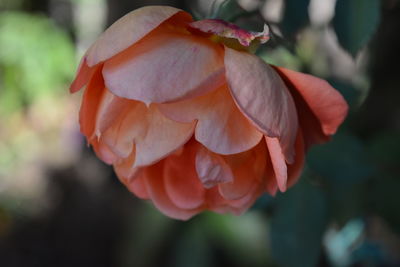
<box><xmin>70</xmin><ymin>57</ymin><xmax>99</xmax><ymax>93</ymax></box>
<box><xmin>91</xmin><ymin>138</ymin><xmax>118</xmax><ymax>165</ymax></box>
<box><xmin>115</xmin><ymin>163</ymin><xmax>149</xmax><ymax>199</ymax></box>
<box><xmin>79</xmin><ymin>67</ymin><xmax>105</xmax><ymax>139</ymax></box>
<box><xmin>144</xmin><ymin>161</ymin><xmax>201</xmax><ymax>220</ymax></box>
<box><xmin>93</xmin><ymin>89</ymin><xmax>131</xmax><ymax>138</ymax></box>
<box><xmin>275</xmin><ymin>67</ymin><xmax>348</xmax><ymax>136</ymax></box>
<box><xmin>224</xmin><ymin>48</ymin><xmax>298</xmax><ymax>163</ymax></box>
<box><xmin>164</xmin><ymin>143</ymin><xmax>205</xmax><ymax>210</ymax></box>
<box><xmin>86</xmin><ymin>6</ymin><xmax>192</xmax><ymax>66</ymax></box>
<box><xmin>158</xmin><ymin>86</ymin><xmax>263</xmax><ymax>154</ymax></box>
<box><xmin>102</xmin><ymin>103</ymin><xmax>195</xmax><ymax>167</ymax></box>
<box><xmin>265</xmin><ymin>136</ymin><xmax>288</xmax><ymax>192</ymax></box>
<box><xmin>218</xmin><ymin>140</ymin><xmax>266</xmax><ymax>200</ymax></box>
<box><xmin>195</xmin><ymin>145</ymin><xmax>233</xmax><ymax>188</ymax></box>
<box><xmin>103</xmin><ymin>30</ymin><xmax>224</xmax><ymax>104</ymax></box>
<box><xmin>128</xmin><ymin>176</ymin><xmax>149</xmax><ymax>199</ymax></box>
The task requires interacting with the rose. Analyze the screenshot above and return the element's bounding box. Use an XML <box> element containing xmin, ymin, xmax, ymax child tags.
<box><xmin>70</xmin><ymin>6</ymin><xmax>348</xmax><ymax>220</ymax></box>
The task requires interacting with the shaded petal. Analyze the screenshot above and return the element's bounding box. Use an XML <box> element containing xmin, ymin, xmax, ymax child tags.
<box><xmin>158</xmin><ymin>86</ymin><xmax>263</xmax><ymax>154</ymax></box>
<box><xmin>115</xmin><ymin>164</ymin><xmax>149</xmax><ymax>199</ymax></box>
<box><xmin>86</xmin><ymin>6</ymin><xmax>192</xmax><ymax>66</ymax></box>
<box><xmin>218</xmin><ymin>140</ymin><xmax>266</xmax><ymax>200</ymax></box>
<box><xmin>274</xmin><ymin>67</ymin><xmax>348</xmax><ymax>136</ymax></box>
<box><xmin>164</xmin><ymin>142</ymin><xmax>205</xmax><ymax>210</ymax></box>
<box><xmin>70</xmin><ymin>58</ymin><xmax>100</xmax><ymax>93</ymax></box>
<box><xmin>287</xmin><ymin>129</ymin><xmax>305</xmax><ymax>188</ymax></box>
<box><xmin>265</xmin><ymin>137</ymin><xmax>287</xmax><ymax>192</ymax></box>
<box><xmin>102</xmin><ymin>103</ymin><xmax>195</xmax><ymax>167</ymax></box>
<box><xmin>128</xmin><ymin>176</ymin><xmax>149</xmax><ymax>199</ymax></box>
<box><xmin>144</xmin><ymin>162</ymin><xmax>201</xmax><ymax>220</ymax></box>
<box><xmin>103</xmin><ymin>30</ymin><xmax>224</xmax><ymax>104</ymax></box>
<box><xmin>224</xmin><ymin>48</ymin><xmax>298</xmax><ymax>163</ymax></box>
<box><xmin>91</xmin><ymin>138</ymin><xmax>118</xmax><ymax>165</ymax></box>
<box><xmin>195</xmin><ymin>145</ymin><xmax>233</xmax><ymax>188</ymax></box>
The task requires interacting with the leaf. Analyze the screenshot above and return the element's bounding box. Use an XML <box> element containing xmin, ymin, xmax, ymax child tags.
<box><xmin>270</xmin><ymin>178</ymin><xmax>328</xmax><ymax>267</ymax></box>
<box><xmin>333</xmin><ymin>0</ymin><xmax>380</xmax><ymax>57</ymax></box>
<box><xmin>307</xmin><ymin>132</ymin><xmax>374</xmax><ymax>184</ymax></box>
<box><xmin>281</xmin><ymin>0</ymin><xmax>310</xmax><ymax>40</ymax></box>
<box><xmin>212</xmin><ymin>0</ymin><xmax>246</xmax><ymax>22</ymax></box>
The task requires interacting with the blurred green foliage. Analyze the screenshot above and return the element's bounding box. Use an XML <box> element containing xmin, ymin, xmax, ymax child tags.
<box><xmin>0</xmin><ymin>11</ymin><xmax>75</xmax><ymax>115</ymax></box>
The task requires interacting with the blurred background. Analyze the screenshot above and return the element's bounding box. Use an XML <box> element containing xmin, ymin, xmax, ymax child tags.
<box><xmin>0</xmin><ymin>0</ymin><xmax>399</xmax><ymax>266</ymax></box>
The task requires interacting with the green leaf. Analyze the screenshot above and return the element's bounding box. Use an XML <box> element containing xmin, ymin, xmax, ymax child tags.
<box><xmin>333</xmin><ymin>0</ymin><xmax>380</xmax><ymax>57</ymax></box>
<box><xmin>281</xmin><ymin>0</ymin><xmax>310</xmax><ymax>40</ymax></box>
<box><xmin>0</xmin><ymin>12</ymin><xmax>75</xmax><ymax>115</ymax></box>
<box><xmin>270</xmin><ymin>178</ymin><xmax>328</xmax><ymax>267</ymax></box>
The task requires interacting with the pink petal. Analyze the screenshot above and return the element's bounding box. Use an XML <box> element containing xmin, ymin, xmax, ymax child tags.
<box><xmin>265</xmin><ymin>136</ymin><xmax>288</xmax><ymax>192</ymax></box>
<box><xmin>189</xmin><ymin>19</ymin><xmax>269</xmax><ymax>46</ymax></box>
<box><xmin>102</xmin><ymin>103</ymin><xmax>195</xmax><ymax>167</ymax></box>
<box><xmin>103</xmin><ymin>30</ymin><xmax>225</xmax><ymax>104</ymax></box>
<box><xmin>275</xmin><ymin>67</ymin><xmax>348</xmax><ymax>136</ymax></box>
<box><xmin>195</xmin><ymin>145</ymin><xmax>233</xmax><ymax>188</ymax></box>
<box><xmin>86</xmin><ymin>6</ymin><xmax>192</xmax><ymax>66</ymax></box>
<box><xmin>224</xmin><ymin>48</ymin><xmax>298</xmax><ymax>163</ymax></box>
<box><xmin>158</xmin><ymin>86</ymin><xmax>263</xmax><ymax>154</ymax></box>
<box><xmin>164</xmin><ymin>142</ymin><xmax>205</xmax><ymax>210</ymax></box>
<box><xmin>144</xmin><ymin>161</ymin><xmax>201</xmax><ymax>220</ymax></box>
<box><xmin>218</xmin><ymin>140</ymin><xmax>266</xmax><ymax>200</ymax></box>
<box><xmin>70</xmin><ymin>57</ymin><xmax>99</xmax><ymax>93</ymax></box>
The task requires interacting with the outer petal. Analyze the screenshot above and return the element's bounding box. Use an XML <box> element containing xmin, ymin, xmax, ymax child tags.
<box><xmin>158</xmin><ymin>86</ymin><xmax>263</xmax><ymax>154</ymax></box>
<box><xmin>103</xmin><ymin>30</ymin><xmax>225</xmax><ymax>104</ymax></box>
<box><xmin>86</xmin><ymin>6</ymin><xmax>192</xmax><ymax>66</ymax></box>
<box><xmin>264</xmin><ymin>129</ymin><xmax>305</xmax><ymax>193</ymax></box>
<box><xmin>69</xmin><ymin>58</ymin><xmax>99</xmax><ymax>93</ymax></box>
<box><xmin>79</xmin><ymin>67</ymin><xmax>105</xmax><ymax>138</ymax></box>
<box><xmin>224</xmin><ymin>48</ymin><xmax>298</xmax><ymax>163</ymax></box>
<box><xmin>265</xmin><ymin>137</ymin><xmax>287</xmax><ymax>192</ymax></box>
<box><xmin>274</xmin><ymin>66</ymin><xmax>348</xmax><ymax>136</ymax></box>
<box><xmin>102</xmin><ymin>103</ymin><xmax>195</xmax><ymax>167</ymax></box>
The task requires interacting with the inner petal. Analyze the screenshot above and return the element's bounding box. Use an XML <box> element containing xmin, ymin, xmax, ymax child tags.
<box><xmin>195</xmin><ymin>145</ymin><xmax>233</xmax><ymax>188</ymax></box>
<box><xmin>158</xmin><ymin>85</ymin><xmax>263</xmax><ymax>155</ymax></box>
<box><xmin>102</xmin><ymin>102</ymin><xmax>195</xmax><ymax>167</ymax></box>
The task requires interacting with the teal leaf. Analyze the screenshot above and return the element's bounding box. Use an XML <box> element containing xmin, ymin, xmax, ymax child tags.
<box><xmin>281</xmin><ymin>0</ymin><xmax>310</xmax><ymax>40</ymax></box>
<box><xmin>333</xmin><ymin>0</ymin><xmax>380</xmax><ymax>57</ymax></box>
<box><xmin>211</xmin><ymin>0</ymin><xmax>246</xmax><ymax>22</ymax></box>
<box><xmin>270</xmin><ymin>178</ymin><xmax>328</xmax><ymax>267</ymax></box>
<box><xmin>307</xmin><ymin>132</ymin><xmax>374</xmax><ymax>184</ymax></box>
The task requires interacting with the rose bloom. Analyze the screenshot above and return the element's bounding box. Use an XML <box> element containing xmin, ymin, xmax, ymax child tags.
<box><xmin>70</xmin><ymin>6</ymin><xmax>348</xmax><ymax>220</ymax></box>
